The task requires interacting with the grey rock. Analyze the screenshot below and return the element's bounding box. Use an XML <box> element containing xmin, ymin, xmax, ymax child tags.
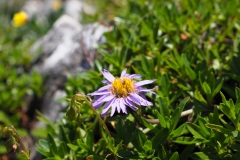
<box><xmin>64</xmin><ymin>0</ymin><xmax>96</xmax><ymax>21</ymax></box>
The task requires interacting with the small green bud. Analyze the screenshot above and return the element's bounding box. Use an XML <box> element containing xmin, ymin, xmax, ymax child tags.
<box><xmin>66</xmin><ymin>106</ymin><xmax>76</xmax><ymax>121</ymax></box>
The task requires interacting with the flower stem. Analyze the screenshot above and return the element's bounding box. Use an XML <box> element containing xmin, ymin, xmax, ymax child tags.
<box><xmin>10</xmin><ymin>125</ymin><xmax>30</xmax><ymax>160</ymax></box>
<box><xmin>73</xmin><ymin>94</ymin><xmax>112</xmax><ymax>137</ymax></box>
<box><xmin>91</xmin><ymin>104</ymin><xmax>112</xmax><ymax>138</ymax></box>
<box><xmin>73</xmin><ymin>94</ymin><xmax>117</xmax><ymax>159</ymax></box>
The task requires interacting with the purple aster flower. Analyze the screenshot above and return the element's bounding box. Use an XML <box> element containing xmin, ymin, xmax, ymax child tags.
<box><xmin>88</xmin><ymin>69</ymin><xmax>156</xmax><ymax>117</ymax></box>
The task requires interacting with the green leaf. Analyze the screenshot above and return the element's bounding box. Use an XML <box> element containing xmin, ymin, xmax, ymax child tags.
<box><xmin>169</xmin><ymin>152</ymin><xmax>179</xmax><ymax>160</ymax></box>
<box><xmin>220</xmin><ymin>91</ymin><xmax>227</xmax><ymax>104</ymax></box>
<box><xmin>0</xmin><ymin>111</ymin><xmax>11</xmax><ymax>124</ymax></box>
<box><xmin>151</xmin><ymin>128</ymin><xmax>169</xmax><ymax>148</ymax></box>
<box><xmin>140</xmin><ymin>55</ymin><xmax>149</xmax><ymax>74</ymax></box>
<box><xmin>173</xmin><ymin>137</ymin><xmax>197</xmax><ymax>145</ymax></box>
<box><xmin>190</xmin><ymin>152</ymin><xmax>218</xmax><ymax>160</ymax></box>
<box><xmin>194</xmin><ymin>90</ymin><xmax>207</xmax><ymax>105</ymax></box>
<box><xmin>170</xmin><ymin>108</ymin><xmax>180</xmax><ymax>131</ymax></box>
<box><xmin>158</xmin><ymin>145</ymin><xmax>167</xmax><ymax>160</ymax></box>
<box><xmin>179</xmin><ymin>145</ymin><xmax>195</xmax><ymax>160</ymax></box>
<box><xmin>208</xmin><ymin>107</ymin><xmax>220</xmax><ymax>125</ymax></box>
<box><xmin>186</xmin><ymin>123</ymin><xmax>207</xmax><ymax>140</ymax></box>
<box><xmin>173</xmin><ymin>99</ymin><xmax>189</xmax><ymax>129</ymax></box>
<box><xmin>143</xmin><ymin>140</ymin><xmax>152</xmax><ymax>152</ymax></box>
<box><xmin>161</xmin><ymin>74</ymin><xmax>170</xmax><ymax>96</ymax></box>
<box><xmin>185</xmin><ymin>66</ymin><xmax>196</xmax><ymax>80</ymax></box>
<box><xmin>171</xmin><ymin>124</ymin><xmax>188</xmax><ymax>138</ymax></box>
<box><xmin>67</xmin><ymin>144</ymin><xmax>79</xmax><ymax>151</ymax></box>
<box><xmin>156</xmin><ymin>111</ymin><xmax>167</xmax><ymax>128</ymax></box>
<box><xmin>197</xmin><ymin>117</ymin><xmax>210</xmax><ymax>138</ymax></box>
<box><xmin>181</xmin><ymin>54</ymin><xmax>190</xmax><ymax>67</ymax></box>
<box><xmin>220</xmin><ymin>103</ymin><xmax>236</xmax><ymax>126</ymax></box>
<box><xmin>202</xmin><ymin>82</ymin><xmax>211</xmax><ymax>96</ymax></box>
<box><xmin>159</xmin><ymin>97</ymin><xmax>170</xmax><ymax>117</ymax></box>
<box><xmin>205</xmin><ymin>123</ymin><xmax>232</xmax><ymax>135</ymax></box>
<box><xmin>59</xmin><ymin>125</ymin><xmax>70</xmax><ymax>143</ymax></box>
<box><xmin>47</xmin><ymin>134</ymin><xmax>58</xmax><ymax>156</ymax></box>
<box><xmin>36</xmin><ymin>139</ymin><xmax>51</xmax><ymax>157</ymax></box>
<box><xmin>212</xmin><ymin>78</ymin><xmax>224</xmax><ymax>97</ymax></box>
<box><xmin>235</xmin><ymin>87</ymin><xmax>240</xmax><ymax>101</ymax></box>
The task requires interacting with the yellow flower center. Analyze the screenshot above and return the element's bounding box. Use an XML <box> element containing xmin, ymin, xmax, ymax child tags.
<box><xmin>111</xmin><ymin>78</ymin><xmax>135</xmax><ymax>98</ymax></box>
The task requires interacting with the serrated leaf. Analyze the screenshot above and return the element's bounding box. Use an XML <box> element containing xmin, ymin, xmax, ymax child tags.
<box><xmin>220</xmin><ymin>91</ymin><xmax>227</xmax><ymax>104</ymax></box>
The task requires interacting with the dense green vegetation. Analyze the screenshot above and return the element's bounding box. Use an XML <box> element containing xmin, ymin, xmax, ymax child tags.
<box><xmin>1</xmin><ymin>0</ymin><xmax>240</xmax><ymax>159</ymax></box>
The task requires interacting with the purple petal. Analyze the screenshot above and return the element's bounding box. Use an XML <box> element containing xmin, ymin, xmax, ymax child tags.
<box><xmin>93</xmin><ymin>101</ymin><xmax>105</xmax><ymax>109</ymax></box>
<box><xmin>128</xmin><ymin>74</ymin><xmax>142</xmax><ymax>79</ymax></box>
<box><xmin>121</xmin><ymin>69</ymin><xmax>127</xmax><ymax>77</ymax></box>
<box><xmin>129</xmin><ymin>93</ymin><xmax>153</xmax><ymax>106</ymax></box>
<box><xmin>137</xmin><ymin>88</ymin><xmax>156</xmax><ymax>94</ymax></box>
<box><xmin>110</xmin><ymin>100</ymin><xmax>117</xmax><ymax>116</ymax></box>
<box><xmin>123</xmin><ymin>74</ymin><xmax>130</xmax><ymax>78</ymax></box>
<box><xmin>127</xmin><ymin>94</ymin><xmax>141</xmax><ymax>105</ymax></box>
<box><xmin>92</xmin><ymin>95</ymin><xmax>104</xmax><ymax>102</ymax></box>
<box><xmin>102</xmin><ymin>69</ymin><xmax>115</xmax><ymax>82</ymax></box>
<box><xmin>116</xmin><ymin>99</ymin><xmax>121</xmax><ymax>113</ymax></box>
<box><xmin>97</xmin><ymin>85</ymin><xmax>111</xmax><ymax>91</ymax></box>
<box><xmin>101</xmin><ymin>98</ymin><xmax>115</xmax><ymax>117</ymax></box>
<box><xmin>102</xmin><ymin>80</ymin><xmax>111</xmax><ymax>84</ymax></box>
<box><xmin>135</xmin><ymin>79</ymin><xmax>155</xmax><ymax>87</ymax></box>
<box><xmin>88</xmin><ymin>91</ymin><xmax>109</xmax><ymax>96</ymax></box>
<box><xmin>93</xmin><ymin>94</ymin><xmax>109</xmax><ymax>103</ymax></box>
<box><xmin>124</xmin><ymin>98</ymin><xmax>137</xmax><ymax>110</ymax></box>
<box><xmin>98</xmin><ymin>94</ymin><xmax>115</xmax><ymax>102</ymax></box>
<box><xmin>119</xmin><ymin>98</ymin><xmax>127</xmax><ymax>114</ymax></box>
<box><xmin>92</xmin><ymin>94</ymin><xmax>115</xmax><ymax>106</ymax></box>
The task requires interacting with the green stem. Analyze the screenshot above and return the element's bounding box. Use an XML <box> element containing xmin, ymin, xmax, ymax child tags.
<box><xmin>73</xmin><ymin>94</ymin><xmax>117</xmax><ymax>159</ymax></box>
<box><xmin>89</xmin><ymin>102</ymin><xmax>112</xmax><ymax>138</ymax></box>
<box><xmin>88</xmin><ymin>101</ymin><xmax>119</xmax><ymax>160</ymax></box>
<box><xmin>10</xmin><ymin>125</ymin><xmax>30</xmax><ymax>160</ymax></box>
